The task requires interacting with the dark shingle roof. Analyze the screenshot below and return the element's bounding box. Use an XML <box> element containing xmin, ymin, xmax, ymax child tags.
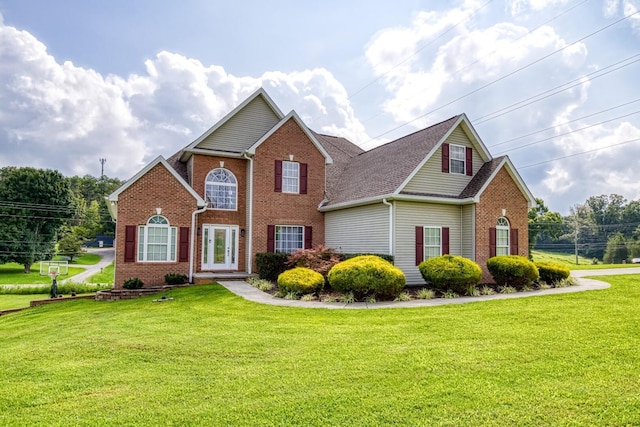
<box><xmin>459</xmin><ymin>156</ymin><xmax>505</xmax><ymax>199</ymax></box>
<box><xmin>316</xmin><ymin>115</ymin><xmax>461</xmax><ymax>206</ymax></box>
<box><xmin>166</xmin><ymin>150</ymin><xmax>188</xmax><ymax>182</ymax></box>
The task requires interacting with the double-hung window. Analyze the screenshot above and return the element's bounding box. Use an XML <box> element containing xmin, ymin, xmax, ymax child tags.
<box><xmin>138</xmin><ymin>215</ymin><xmax>177</xmax><ymax>262</ymax></box>
<box><xmin>275</xmin><ymin>225</ymin><xmax>304</xmax><ymax>253</ymax></box>
<box><xmin>423</xmin><ymin>227</ymin><xmax>442</xmax><ymax>260</ymax></box>
<box><xmin>205</xmin><ymin>168</ymin><xmax>237</xmax><ymax>210</ymax></box>
<box><xmin>282</xmin><ymin>161</ymin><xmax>299</xmax><ymax>193</ymax></box>
<box><xmin>450</xmin><ymin>144</ymin><xmax>466</xmax><ymax>174</ymax></box>
<box><xmin>496</xmin><ymin>217</ymin><xmax>510</xmax><ymax>256</ymax></box>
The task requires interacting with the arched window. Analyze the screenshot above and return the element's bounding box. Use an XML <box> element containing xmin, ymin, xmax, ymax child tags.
<box><xmin>138</xmin><ymin>215</ymin><xmax>177</xmax><ymax>262</ymax></box>
<box><xmin>496</xmin><ymin>217</ymin><xmax>510</xmax><ymax>256</ymax></box>
<box><xmin>205</xmin><ymin>169</ymin><xmax>237</xmax><ymax>210</ymax></box>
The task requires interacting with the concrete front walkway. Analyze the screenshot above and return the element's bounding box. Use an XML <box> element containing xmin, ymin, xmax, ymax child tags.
<box><xmin>217</xmin><ymin>268</ymin><xmax>636</xmax><ymax>309</ymax></box>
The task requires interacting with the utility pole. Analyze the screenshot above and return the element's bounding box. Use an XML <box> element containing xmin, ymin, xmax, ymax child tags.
<box><xmin>574</xmin><ymin>217</ymin><xmax>579</xmax><ymax>265</ymax></box>
<box><xmin>99</xmin><ymin>158</ymin><xmax>107</xmax><ymax>178</ymax></box>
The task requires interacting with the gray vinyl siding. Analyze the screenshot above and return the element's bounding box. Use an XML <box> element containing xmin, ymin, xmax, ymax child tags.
<box><xmin>394</xmin><ymin>201</ymin><xmax>463</xmax><ymax>285</ymax></box>
<box><xmin>325</xmin><ymin>203</ymin><xmax>389</xmax><ymax>254</ymax></box>
<box><xmin>196</xmin><ymin>96</ymin><xmax>280</xmax><ymax>152</ymax></box>
<box><xmin>461</xmin><ymin>204</ymin><xmax>474</xmax><ymax>260</ymax></box>
<box><xmin>403</xmin><ymin>127</ymin><xmax>485</xmax><ymax>196</ymax></box>
<box><xmin>187</xmin><ymin>156</ymin><xmax>194</xmax><ymax>186</ymax></box>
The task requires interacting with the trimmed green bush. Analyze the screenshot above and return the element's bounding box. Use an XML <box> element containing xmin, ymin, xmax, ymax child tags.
<box><xmin>327</xmin><ymin>255</ymin><xmax>405</xmax><ymax>298</ymax></box>
<box><xmin>256</xmin><ymin>252</ymin><xmax>289</xmax><ymax>282</ymax></box>
<box><xmin>487</xmin><ymin>255</ymin><xmax>539</xmax><ymax>290</ymax></box>
<box><xmin>535</xmin><ymin>261</ymin><xmax>570</xmax><ymax>285</ymax></box>
<box><xmin>164</xmin><ymin>273</ymin><xmax>188</xmax><ymax>285</ymax></box>
<box><xmin>341</xmin><ymin>253</ymin><xmax>394</xmax><ymax>263</ymax></box>
<box><xmin>418</xmin><ymin>255</ymin><xmax>482</xmax><ymax>294</ymax></box>
<box><xmin>277</xmin><ymin>267</ymin><xmax>324</xmax><ymax>296</ymax></box>
<box><xmin>123</xmin><ymin>277</ymin><xmax>144</xmax><ymax>289</ymax></box>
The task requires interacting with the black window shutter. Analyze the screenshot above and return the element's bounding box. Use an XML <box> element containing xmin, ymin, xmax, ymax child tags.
<box><xmin>442</xmin><ymin>227</ymin><xmax>450</xmax><ymax>255</ymax></box>
<box><xmin>179</xmin><ymin>227</ymin><xmax>189</xmax><ymax>262</ymax></box>
<box><xmin>274</xmin><ymin>160</ymin><xmax>282</xmax><ymax>192</ymax></box>
<box><xmin>510</xmin><ymin>228</ymin><xmax>519</xmax><ymax>255</ymax></box>
<box><xmin>442</xmin><ymin>143</ymin><xmax>450</xmax><ymax>173</ymax></box>
<box><xmin>489</xmin><ymin>227</ymin><xmax>497</xmax><ymax>258</ymax></box>
<box><xmin>124</xmin><ymin>225</ymin><xmax>136</xmax><ymax>263</ymax></box>
<box><xmin>466</xmin><ymin>147</ymin><xmax>473</xmax><ymax>176</ymax></box>
<box><xmin>304</xmin><ymin>226</ymin><xmax>312</xmax><ymax>249</ymax></box>
<box><xmin>267</xmin><ymin>225</ymin><xmax>275</xmax><ymax>252</ymax></box>
<box><xmin>300</xmin><ymin>163</ymin><xmax>308</xmax><ymax>194</ymax></box>
<box><xmin>415</xmin><ymin>226</ymin><xmax>424</xmax><ymax>265</ymax></box>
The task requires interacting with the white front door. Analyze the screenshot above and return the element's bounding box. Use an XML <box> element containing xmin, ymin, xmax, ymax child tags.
<box><xmin>202</xmin><ymin>225</ymin><xmax>238</xmax><ymax>270</ymax></box>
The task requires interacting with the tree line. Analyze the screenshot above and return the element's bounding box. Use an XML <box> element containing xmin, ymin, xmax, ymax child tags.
<box><xmin>0</xmin><ymin>166</ymin><xmax>123</xmax><ymax>272</ymax></box>
<box><xmin>530</xmin><ymin>194</ymin><xmax>640</xmax><ymax>263</ymax></box>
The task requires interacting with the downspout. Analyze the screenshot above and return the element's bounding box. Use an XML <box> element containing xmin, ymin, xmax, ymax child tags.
<box><xmin>382</xmin><ymin>198</ymin><xmax>393</xmax><ymax>256</ymax></box>
<box><xmin>243</xmin><ymin>152</ymin><xmax>254</xmax><ymax>274</ymax></box>
<box><xmin>189</xmin><ymin>205</ymin><xmax>208</xmax><ymax>284</ymax></box>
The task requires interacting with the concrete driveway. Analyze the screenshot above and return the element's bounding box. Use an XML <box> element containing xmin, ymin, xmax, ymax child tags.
<box><xmin>60</xmin><ymin>248</ymin><xmax>114</xmax><ymax>284</ymax></box>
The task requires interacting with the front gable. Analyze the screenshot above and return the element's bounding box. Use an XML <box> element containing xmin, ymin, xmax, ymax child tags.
<box><xmin>180</xmin><ymin>89</ymin><xmax>283</xmax><ymax>160</ymax></box>
<box><xmin>107</xmin><ymin>156</ymin><xmax>206</xmax><ymax>221</ymax></box>
<box><xmin>402</xmin><ymin>125</ymin><xmax>487</xmax><ymax>197</ymax></box>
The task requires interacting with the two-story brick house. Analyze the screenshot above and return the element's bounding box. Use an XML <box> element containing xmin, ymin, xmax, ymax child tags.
<box><xmin>107</xmin><ymin>88</ymin><xmax>536</xmax><ymax>287</ymax></box>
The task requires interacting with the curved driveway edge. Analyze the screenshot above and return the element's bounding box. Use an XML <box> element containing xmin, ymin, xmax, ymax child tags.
<box><xmin>217</xmin><ymin>270</ymin><xmax>619</xmax><ymax>309</ymax></box>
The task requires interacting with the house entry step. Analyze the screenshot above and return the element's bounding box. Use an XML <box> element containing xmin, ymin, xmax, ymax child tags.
<box><xmin>193</xmin><ymin>272</ymin><xmax>253</xmax><ymax>284</ymax></box>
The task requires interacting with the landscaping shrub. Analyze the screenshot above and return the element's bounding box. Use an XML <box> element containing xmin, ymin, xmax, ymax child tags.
<box><xmin>487</xmin><ymin>255</ymin><xmax>539</xmax><ymax>290</ymax></box>
<box><xmin>287</xmin><ymin>245</ymin><xmax>341</xmax><ymax>277</ymax></box>
<box><xmin>277</xmin><ymin>267</ymin><xmax>324</xmax><ymax>296</ymax></box>
<box><xmin>535</xmin><ymin>262</ymin><xmax>570</xmax><ymax>285</ymax></box>
<box><xmin>164</xmin><ymin>273</ymin><xmax>188</xmax><ymax>285</ymax></box>
<box><xmin>256</xmin><ymin>252</ymin><xmax>289</xmax><ymax>282</ymax></box>
<box><xmin>341</xmin><ymin>253</ymin><xmax>394</xmax><ymax>263</ymax></box>
<box><xmin>123</xmin><ymin>277</ymin><xmax>144</xmax><ymax>289</ymax></box>
<box><xmin>327</xmin><ymin>255</ymin><xmax>405</xmax><ymax>298</ymax></box>
<box><xmin>418</xmin><ymin>255</ymin><xmax>482</xmax><ymax>294</ymax></box>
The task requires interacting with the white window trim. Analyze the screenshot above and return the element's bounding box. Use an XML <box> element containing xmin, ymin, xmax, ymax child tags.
<box><xmin>423</xmin><ymin>226</ymin><xmax>442</xmax><ymax>261</ymax></box>
<box><xmin>138</xmin><ymin>215</ymin><xmax>177</xmax><ymax>262</ymax></box>
<box><xmin>496</xmin><ymin>217</ymin><xmax>510</xmax><ymax>256</ymax></box>
<box><xmin>282</xmin><ymin>161</ymin><xmax>300</xmax><ymax>194</ymax></box>
<box><xmin>275</xmin><ymin>225</ymin><xmax>304</xmax><ymax>253</ymax></box>
<box><xmin>205</xmin><ymin>168</ymin><xmax>238</xmax><ymax>211</ymax></box>
<box><xmin>449</xmin><ymin>144</ymin><xmax>466</xmax><ymax>175</ymax></box>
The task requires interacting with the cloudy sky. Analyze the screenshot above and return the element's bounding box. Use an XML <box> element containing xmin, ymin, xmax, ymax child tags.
<box><xmin>0</xmin><ymin>0</ymin><xmax>639</xmax><ymax>214</ymax></box>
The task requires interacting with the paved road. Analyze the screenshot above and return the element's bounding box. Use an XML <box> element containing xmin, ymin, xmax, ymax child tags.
<box><xmin>60</xmin><ymin>248</ymin><xmax>114</xmax><ymax>284</ymax></box>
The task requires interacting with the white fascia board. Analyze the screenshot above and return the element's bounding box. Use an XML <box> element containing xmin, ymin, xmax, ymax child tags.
<box><xmin>246</xmin><ymin>111</ymin><xmax>334</xmax><ymax>164</ymax></box>
<box><xmin>182</xmin><ymin>148</ymin><xmax>245</xmax><ymax>158</ymax></box>
<box><xmin>107</xmin><ymin>156</ymin><xmax>207</xmax><ymax>208</ymax></box>
<box><xmin>179</xmin><ymin>88</ymin><xmax>285</xmax><ymax>162</ymax></box>
<box><xmin>472</xmin><ymin>157</ymin><xmax>537</xmax><ymax>208</ymax></box>
<box><xmin>395</xmin><ymin>114</ymin><xmax>492</xmax><ymax>195</ymax></box>
<box><xmin>319</xmin><ymin>193</ymin><xmax>473</xmax><ymax>212</ymax></box>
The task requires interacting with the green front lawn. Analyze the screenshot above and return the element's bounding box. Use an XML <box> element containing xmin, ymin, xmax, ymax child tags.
<box><xmin>87</xmin><ymin>262</ymin><xmax>114</xmax><ymax>284</ymax></box>
<box><xmin>531</xmin><ymin>249</ymin><xmax>639</xmax><ymax>270</ymax></box>
<box><xmin>1</xmin><ymin>276</ymin><xmax>639</xmax><ymax>425</ymax></box>
<box><xmin>0</xmin><ymin>263</ymin><xmax>84</xmax><ymax>285</ymax></box>
<box><xmin>53</xmin><ymin>252</ymin><xmax>101</xmax><ymax>265</ymax></box>
<box><xmin>0</xmin><ymin>294</ymin><xmax>40</xmax><ymax>310</ymax></box>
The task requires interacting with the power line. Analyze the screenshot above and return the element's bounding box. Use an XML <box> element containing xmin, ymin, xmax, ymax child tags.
<box><xmin>348</xmin><ymin>0</ymin><xmax>494</xmax><ymax>100</ymax></box>
<box><xmin>360</xmin><ymin>7</ymin><xmax>640</xmax><ymax>148</ymax></box>
<box><xmin>494</xmin><ymin>110</ymin><xmax>640</xmax><ymax>155</ymax></box>
<box><xmin>519</xmin><ymin>137</ymin><xmax>640</xmax><ymax>169</ymax></box>
<box><xmin>488</xmin><ymin>97</ymin><xmax>640</xmax><ymax>147</ymax></box>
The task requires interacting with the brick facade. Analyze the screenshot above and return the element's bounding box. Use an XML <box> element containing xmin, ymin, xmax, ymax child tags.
<box><xmin>475</xmin><ymin>167</ymin><xmax>530</xmax><ymax>283</ymax></box>
<box><xmin>251</xmin><ymin>118</ymin><xmax>326</xmax><ymax>271</ymax></box>
<box><xmin>114</xmin><ymin>163</ymin><xmax>198</xmax><ymax>288</ymax></box>
<box><xmin>191</xmin><ymin>156</ymin><xmax>248</xmax><ymax>273</ymax></box>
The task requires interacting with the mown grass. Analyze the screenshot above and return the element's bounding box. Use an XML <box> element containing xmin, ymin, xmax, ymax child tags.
<box><xmin>0</xmin><ymin>263</ymin><xmax>84</xmax><ymax>285</ymax></box>
<box><xmin>0</xmin><ymin>295</ymin><xmax>38</xmax><ymax>310</ymax></box>
<box><xmin>531</xmin><ymin>249</ymin><xmax>639</xmax><ymax>270</ymax></box>
<box><xmin>54</xmin><ymin>252</ymin><xmax>101</xmax><ymax>265</ymax></box>
<box><xmin>1</xmin><ymin>276</ymin><xmax>639</xmax><ymax>426</ymax></box>
<box><xmin>87</xmin><ymin>262</ymin><xmax>114</xmax><ymax>284</ymax></box>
